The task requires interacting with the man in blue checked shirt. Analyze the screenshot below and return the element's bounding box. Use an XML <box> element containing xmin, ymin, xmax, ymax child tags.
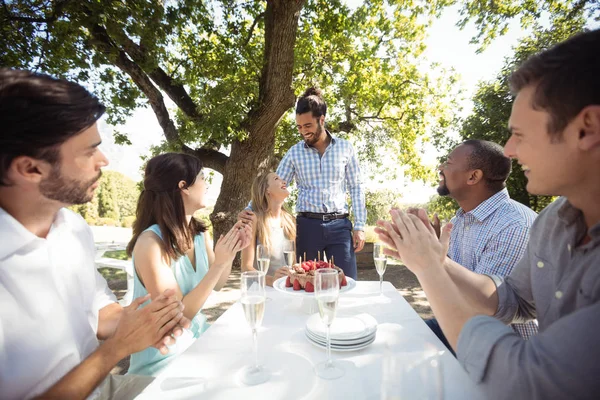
<box><xmin>241</xmin><ymin>87</ymin><xmax>366</xmax><ymax>279</ymax></box>
<box><xmin>421</xmin><ymin>140</ymin><xmax>538</xmax><ymax>353</ymax></box>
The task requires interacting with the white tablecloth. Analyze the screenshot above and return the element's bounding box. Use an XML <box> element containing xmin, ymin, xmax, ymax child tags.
<box><xmin>138</xmin><ymin>281</ymin><xmax>484</xmax><ymax>399</ymax></box>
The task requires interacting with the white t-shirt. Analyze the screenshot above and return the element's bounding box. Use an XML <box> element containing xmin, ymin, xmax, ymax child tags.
<box><xmin>0</xmin><ymin>207</ymin><xmax>116</xmax><ymax>400</ymax></box>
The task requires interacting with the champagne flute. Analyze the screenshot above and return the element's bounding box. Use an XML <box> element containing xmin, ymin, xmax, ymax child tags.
<box><xmin>314</xmin><ymin>268</ymin><xmax>344</xmax><ymax>379</ymax></box>
<box><xmin>282</xmin><ymin>239</ymin><xmax>295</xmax><ymax>268</ymax></box>
<box><xmin>373</xmin><ymin>243</ymin><xmax>388</xmax><ymax>296</ymax></box>
<box><xmin>239</xmin><ymin>271</ymin><xmax>269</xmax><ymax>385</ymax></box>
<box><xmin>256</xmin><ymin>244</ymin><xmax>272</xmax><ymax>301</ymax></box>
<box><xmin>256</xmin><ymin>244</ymin><xmax>271</xmax><ymax>275</ymax></box>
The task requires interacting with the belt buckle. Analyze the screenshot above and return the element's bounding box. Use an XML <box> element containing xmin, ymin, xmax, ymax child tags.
<box><xmin>322</xmin><ymin>214</ymin><xmax>331</xmax><ymax>222</ymax></box>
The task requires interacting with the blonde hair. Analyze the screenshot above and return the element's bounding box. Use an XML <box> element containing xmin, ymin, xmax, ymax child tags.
<box><xmin>251</xmin><ymin>172</ymin><xmax>296</xmax><ymax>254</ymax></box>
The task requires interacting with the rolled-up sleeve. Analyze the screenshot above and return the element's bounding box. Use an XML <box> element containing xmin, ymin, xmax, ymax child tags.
<box><xmin>457</xmin><ymin>303</ymin><xmax>600</xmax><ymax>399</ymax></box>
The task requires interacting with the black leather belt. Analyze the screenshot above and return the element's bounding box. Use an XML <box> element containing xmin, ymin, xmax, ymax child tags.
<box><xmin>298</xmin><ymin>212</ymin><xmax>349</xmax><ymax>221</ymax></box>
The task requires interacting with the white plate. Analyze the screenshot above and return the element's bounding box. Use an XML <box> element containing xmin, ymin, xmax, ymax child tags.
<box><xmin>305</xmin><ymin>328</ymin><xmax>376</xmax><ymax>346</ymax></box>
<box><xmin>305</xmin><ymin>331</ymin><xmax>376</xmax><ymax>352</ymax></box>
<box><xmin>306</xmin><ymin>313</ymin><xmax>378</xmax><ymax>340</ymax></box>
<box><xmin>272</xmin><ymin>276</ymin><xmax>356</xmax><ymax>297</ymax></box>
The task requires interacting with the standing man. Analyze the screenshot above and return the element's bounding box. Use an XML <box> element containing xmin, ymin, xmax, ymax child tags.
<box><xmin>0</xmin><ymin>69</ymin><xmax>188</xmax><ymax>400</ymax></box>
<box><xmin>424</xmin><ymin>140</ymin><xmax>538</xmax><ymax>353</ymax></box>
<box><xmin>242</xmin><ymin>87</ymin><xmax>366</xmax><ymax>279</ymax></box>
<box><xmin>376</xmin><ymin>29</ymin><xmax>600</xmax><ymax>399</ymax></box>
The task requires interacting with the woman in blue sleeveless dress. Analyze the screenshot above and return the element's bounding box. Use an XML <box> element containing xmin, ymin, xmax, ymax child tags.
<box><xmin>125</xmin><ymin>153</ymin><xmax>252</xmax><ymax>376</ymax></box>
<box><xmin>241</xmin><ymin>172</ymin><xmax>296</xmax><ymax>286</ymax></box>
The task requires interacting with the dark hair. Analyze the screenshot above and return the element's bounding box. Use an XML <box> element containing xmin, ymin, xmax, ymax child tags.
<box><xmin>295</xmin><ymin>86</ymin><xmax>327</xmax><ymax>118</ymax></box>
<box><xmin>462</xmin><ymin>140</ymin><xmax>511</xmax><ymax>192</ymax></box>
<box><xmin>0</xmin><ymin>68</ymin><xmax>106</xmax><ymax>185</ymax></box>
<box><xmin>509</xmin><ymin>28</ymin><xmax>600</xmax><ymax>138</ymax></box>
<box><xmin>127</xmin><ymin>153</ymin><xmax>207</xmax><ymax>261</ymax></box>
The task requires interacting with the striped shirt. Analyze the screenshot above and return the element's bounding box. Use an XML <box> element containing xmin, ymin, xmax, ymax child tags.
<box><xmin>276</xmin><ymin>134</ymin><xmax>367</xmax><ymax>230</ymax></box>
<box><xmin>449</xmin><ymin>188</ymin><xmax>539</xmax><ymax>338</ymax></box>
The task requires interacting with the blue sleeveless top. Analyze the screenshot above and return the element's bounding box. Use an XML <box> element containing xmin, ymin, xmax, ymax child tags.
<box><xmin>127</xmin><ymin>224</ymin><xmax>211</xmax><ymax>376</ymax></box>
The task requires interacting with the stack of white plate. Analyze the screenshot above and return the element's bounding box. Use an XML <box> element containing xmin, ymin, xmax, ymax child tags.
<box><xmin>305</xmin><ymin>313</ymin><xmax>378</xmax><ymax>352</ymax></box>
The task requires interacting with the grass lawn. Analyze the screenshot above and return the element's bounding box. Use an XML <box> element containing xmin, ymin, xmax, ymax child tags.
<box><xmin>98</xmin><ymin>250</ymin><xmax>128</xmax><ymax>281</ymax></box>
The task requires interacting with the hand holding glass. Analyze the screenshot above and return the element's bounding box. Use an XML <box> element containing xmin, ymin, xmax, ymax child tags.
<box><xmin>239</xmin><ymin>271</ymin><xmax>269</xmax><ymax>385</ymax></box>
<box><xmin>314</xmin><ymin>268</ymin><xmax>344</xmax><ymax>379</ymax></box>
<box><xmin>373</xmin><ymin>243</ymin><xmax>388</xmax><ymax>295</ymax></box>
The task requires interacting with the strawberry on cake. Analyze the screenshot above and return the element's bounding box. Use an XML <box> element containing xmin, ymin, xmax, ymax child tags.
<box><xmin>284</xmin><ymin>260</ymin><xmax>348</xmax><ymax>292</ymax></box>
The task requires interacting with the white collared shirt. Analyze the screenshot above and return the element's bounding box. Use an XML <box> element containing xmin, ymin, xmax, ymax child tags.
<box><xmin>0</xmin><ymin>207</ymin><xmax>116</xmax><ymax>400</ymax></box>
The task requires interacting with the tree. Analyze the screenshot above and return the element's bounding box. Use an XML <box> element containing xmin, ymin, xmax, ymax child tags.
<box><xmin>455</xmin><ymin>0</ymin><xmax>599</xmax><ymax>51</ymax></box>
<box><xmin>364</xmin><ymin>189</ymin><xmax>403</xmax><ymax>225</ymax></box>
<box><xmin>69</xmin><ymin>170</ymin><xmax>139</xmax><ymax>224</ymax></box>
<box><xmin>458</xmin><ymin>18</ymin><xmax>590</xmax><ymax>212</ymax></box>
<box><xmin>1</xmin><ymin>0</ymin><xmax>459</xmax><ymax>245</ymax></box>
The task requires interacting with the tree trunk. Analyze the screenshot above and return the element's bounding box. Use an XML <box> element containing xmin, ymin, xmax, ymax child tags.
<box><xmin>210</xmin><ymin>0</ymin><xmax>305</xmax><ymax>267</ymax></box>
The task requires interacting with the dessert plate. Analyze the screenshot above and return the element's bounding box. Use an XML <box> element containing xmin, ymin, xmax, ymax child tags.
<box><xmin>306</xmin><ymin>313</ymin><xmax>378</xmax><ymax>340</ymax></box>
<box><xmin>305</xmin><ymin>331</ymin><xmax>377</xmax><ymax>352</ymax></box>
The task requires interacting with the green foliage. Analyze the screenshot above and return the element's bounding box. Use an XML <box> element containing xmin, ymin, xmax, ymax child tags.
<box><xmin>121</xmin><ymin>215</ymin><xmax>136</xmax><ymax>228</ymax></box>
<box><xmin>96</xmin><ymin>217</ymin><xmax>118</xmax><ymax>227</ymax></box>
<box><xmin>365</xmin><ymin>189</ymin><xmax>402</xmax><ymax>225</ymax></box>
<box><xmin>291</xmin><ymin>0</ymin><xmax>462</xmax><ymax>180</ymax></box>
<box><xmin>0</xmin><ymin>0</ymin><xmax>461</xmax><ymax>184</ymax></box>
<box><xmin>68</xmin><ymin>170</ymin><xmax>139</xmax><ymax>225</ymax></box>
<box><xmin>103</xmin><ymin>250</ymin><xmax>128</xmax><ymax>261</ymax></box>
<box><xmin>458</xmin><ymin>20</ymin><xmax>585</xmax><ymax>212</ymax></box>
<box><xmin>98</xmin><ymin>266</ymin><xmax>127</xmax><ymax>281</ymax></box>
<box><xmin>98</xmin><ymin>176</ymin><xmax>120</xmax><ymax>221</ymax></box>
<box><xmin>425</xmin><ymin>195</ymin><xmax>459</xmax><ymax>222</ymax></box>
<box><xmin>455</xmin><ymin>0</ymin><xmax>599</xmax><ymax>51</ymax></box>
<box><xmin>363</xmin><ymin>226</ymin><xmax>379</xmax><ymax>243</ymax></box>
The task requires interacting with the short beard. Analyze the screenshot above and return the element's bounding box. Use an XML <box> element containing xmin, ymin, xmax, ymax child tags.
<box><xmin>437</xmin><ymin>184</ymin><xmax>450</xmax><ymax>196</ymax></box>
<box><xmin>40</xmin><ymin>165</ymin><xmax>101</xmax><ymax>205</ymax></box>
<box><xmin>304</xmin><ymin>120</ymin><xmax>324</xmax><ymax>147</ymax></box>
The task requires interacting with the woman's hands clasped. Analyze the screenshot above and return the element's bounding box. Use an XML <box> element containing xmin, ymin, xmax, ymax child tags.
<box><xmin>214</xmin><ymin>221</ymin><xmax>253</xmax><ymax>265</ymax></box>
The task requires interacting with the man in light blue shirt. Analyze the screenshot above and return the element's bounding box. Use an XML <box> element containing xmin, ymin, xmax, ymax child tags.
<box><xmin>425</xmin><ymin>140</ymin><xmax>538</xmax><ymax>353</ymax></box>
<box><xmin>242</xmin><ymin>87</ymin><xmax>366</xmax><ymax>279</ymax></box>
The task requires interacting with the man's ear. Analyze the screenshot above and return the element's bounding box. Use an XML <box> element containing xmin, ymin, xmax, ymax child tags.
<box><xmin>320</xmin><ymin>115</ymin><xmax>325</xmax><ymax>126</ymax></box>
<box><xmin>578</xmin><ymin>105</ymin><xmax>600</xmax><ymax>151</ymax></box>
<box><xmin>9</xmin><ymin>156</ymin><xmax>50</xmax><ymax>184</ymax></box>
<box><xmin>467</xmin><ymin>169</ymin><xmax>483</xmax><ymax>186</ymax></box>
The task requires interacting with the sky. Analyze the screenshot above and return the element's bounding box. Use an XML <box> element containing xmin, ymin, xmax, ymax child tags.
<box><xmin>97</xmin><ymin>4</ymin><xmax>528</xmax><ymax>207</ymax></box>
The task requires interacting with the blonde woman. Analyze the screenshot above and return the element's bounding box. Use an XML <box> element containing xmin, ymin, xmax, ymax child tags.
<box><xmin>241</xmin><ymin>172</ymin><xmax>296</xmax><ymax>286</ymax></box>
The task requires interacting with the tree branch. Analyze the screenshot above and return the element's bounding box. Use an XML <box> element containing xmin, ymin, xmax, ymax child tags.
<box><xmin>88</xmin><ymin>23</ymin><xmax>228</xmax><ymax>173</ymax></box>
<box><xmin>182</xmin><ymin>145</ymin><xmax>228</xmax><ymax>172</ymax></box>
<box><xmin>3</xmin><ymin>0</ymin><xmax>70</xmax><ymax>24</ymax></box>
<box><xmin>88</xmin><ymin>25</ymin><xmax>180</xmax><ymax>143</ymax></box>
<box><xmin>243</xmin><ymin>11</ymin><xmax>265</xmax><ymax>47</ymax></box>
<box><xmin>104</xmin><ymin>21</ymin><xmax>203</xmax><ymax>123</ymax></box>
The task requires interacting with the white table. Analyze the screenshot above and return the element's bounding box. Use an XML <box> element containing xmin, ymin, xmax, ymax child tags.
<box><xmin>138</xmin><ymin>282</ymin><xmax>484</xmax><ymax>399</ymax></box>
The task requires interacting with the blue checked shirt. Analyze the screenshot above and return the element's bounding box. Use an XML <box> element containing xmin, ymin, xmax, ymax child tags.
<box><xmin>276</xmin><ymin>134</ymin><xmax>367</xmax><ymax>231</ymax></box>
<box><xmin>449</xmin><ymin>189</ymin><xmax>539</xmax><ymax>339</ymax></box>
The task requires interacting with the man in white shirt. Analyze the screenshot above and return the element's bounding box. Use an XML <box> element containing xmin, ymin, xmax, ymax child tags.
<box><xmin>0</xmin><ymin>69</ymin><xmax>189</xmax><ymax>400</ymax></box>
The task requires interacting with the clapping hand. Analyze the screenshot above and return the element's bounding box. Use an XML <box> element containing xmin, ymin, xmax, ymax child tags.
<box><xmin>375</xmin><ymin>208</ymin><xmax>452</xmax><ymax>275</ymax></box>
<box><xmin>109</xmin><ymin>289</ymin><xmax>187</xmax><ymax>358</ymax></box>
<box><xmin>214</xmin><ymin>221</ymin><xmax>252</xmax><ymax>265</ymax></box>
<box><xmin>407</xmin><ymin>207</ymin><xmax>441</xmax><ymax>239</ymax></box>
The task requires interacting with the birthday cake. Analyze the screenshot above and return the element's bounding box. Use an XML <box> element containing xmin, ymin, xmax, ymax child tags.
<box><xmin>284</xmin><ymin>260</ymin><xmax>347</xmax><ymax>292</ymax></box>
